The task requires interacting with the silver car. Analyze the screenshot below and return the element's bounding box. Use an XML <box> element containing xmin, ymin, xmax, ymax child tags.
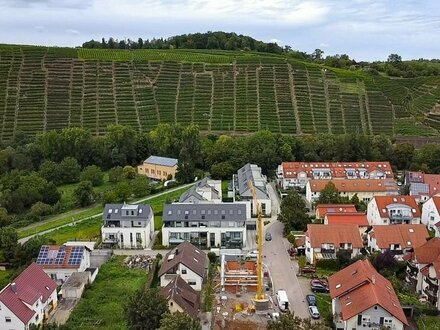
<box><xmin>308</xmin><ymin>305</ymin><xmax>320</xmax><ymax>319</ymax></box>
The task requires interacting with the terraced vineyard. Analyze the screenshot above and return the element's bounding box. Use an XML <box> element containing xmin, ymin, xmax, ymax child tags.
<box><xmin>0</xmin><ymin>45</ymin><xmax>439</xmax><ymax>142</ymax></box>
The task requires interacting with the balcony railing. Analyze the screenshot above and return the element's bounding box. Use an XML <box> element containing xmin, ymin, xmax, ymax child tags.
<box><xmin>423</xmin><ymin>287</ymin><xmax>438</xmax><ymax>305</ymax></box>
<box><xmin>102</xmin><ymin>236</ymin><xmax>119</xmax><ymax>243</ymax></box>
<box><xmin>389</xmin><ymin>214</ymin><xmax>413</xmax><ymax>223</ymax></box>
<box><xmin>425</xmin><ymin>276</ymin><xmax>439</xmax><ymax>290</ymax></box>
<box><xmin>321</xmin><ymin>248</ymin><xmax>336</xmax><ymax>254</ymax></box>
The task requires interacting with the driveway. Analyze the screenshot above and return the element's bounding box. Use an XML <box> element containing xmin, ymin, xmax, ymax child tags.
<box><xmin>263</xmin><ymin>221</ymin><xmax>310</xmax><ymax>319</ymax></box>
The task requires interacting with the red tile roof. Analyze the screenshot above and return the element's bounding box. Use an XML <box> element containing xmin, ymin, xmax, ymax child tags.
<box><xmin>432</xmin><ymin>196</ymin><xmax>440</xmax><ymax>213</ymax></box>
<box><xmin>0</xmin><ymin>263</ymin><xmax>57</xmax><ymax>324</ymax></box>
<box><xmin>306</xmin><ymin>224</ymin><xmax>363</xmax><ymax>248</ymax></box>
<box><xmin>316</xmin><ymin>204</ymin><xmax>357</xmax><ymax>218</ymax></box>
<box><xmin>308</xmin><ymin>179</ymin><xmax>399</xmax><ymax>193</ymax></box>
<box><xmin>424</xmin><ymin>174</ymin><xmax>440</xmax><ymax>197</ymax></box>
<box><xmin>370</xmin><ymin>224</ymin><xmax>429</xmax><ymax>250</ymax></box>
<box><xmin>329</xmin><ymin>260</ymin><xmax>408</xmax><ymax>325</ymax></box>
<box><xmin>281</xmin><ymin>162</ymin><xmax>393</xmax><ymax>179</ymax></box>
<box><xmin>325</xmin><ymin>213</ymin><xmax>369</xmax><ymax>226</ymax></box>
<box><xmin>409</xmin><ymin>238</ymin><xmax>440</xmax><ymax>264</ymax></box>
<box><xmin>373</xmin><ymin>195</ymin><xmax>421</xmax><ymax>218</ymax></box>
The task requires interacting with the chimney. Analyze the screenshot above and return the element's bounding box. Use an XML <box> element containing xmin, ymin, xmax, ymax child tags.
<box><xmin>372</xmin><ymin>275</ymin><xmax>376</xmax><ymax>285</ymax></box>
<box><xmin>175</xmin><ymin>248</ymin><xmax>179</xmax><ymax>255</ymax></box>
<box><xmin>11</xmin><ymin>282</ymin><xmax>17</xmax><ymax>293</ymax></box>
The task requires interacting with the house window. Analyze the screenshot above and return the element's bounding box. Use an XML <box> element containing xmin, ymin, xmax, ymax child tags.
<box><xmin>170</xmin><ymin>301</ymin><xmax>173</xmax><ymax>306</ymax></box>
<box><xmin>181</xmin><ymin>269</ymin><xmax>187</xmax><ymax>274</ymax></box>
<box><xmin>151</xmin><ymin>169</ymin><xmax>155</xmax><ymax>174</ymax></box>
<box><xmin>5</xmin><ymin>316</ymin><xmax>11</xmax><ymax>323</ymax></box>
<box><xmin>384</xmin><ymin>317</ymin><xmax>393</xmax><ymax>325</ymax></box>
<box><xmin>158</xmin><ymin>170</ymin><xmax>161</xmax><ymax>175</ymax></box>
<box><xmin>188</xmin><ymin>281</ymin><xmax>196</xmax><ymax>286</ymax></box>
<box><xmin>145</xmin><ymin>168</ymin><xmax>149</xmax><ymax>173</ymax></box>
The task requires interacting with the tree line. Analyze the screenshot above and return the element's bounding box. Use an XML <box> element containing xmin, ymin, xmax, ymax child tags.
<box><xmin>82</xmin><ymin>31</ymin><xmax>285</xmax><ymax>54</ymax></box>
<box><xmin>1</xmin><ymin>124</ymin><xmax>440</xmax><ymax>228</ymax></box>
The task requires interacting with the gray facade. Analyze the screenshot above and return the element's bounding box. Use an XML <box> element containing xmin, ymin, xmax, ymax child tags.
<box><xmin>103</xmin><ymin>203</ymin><xmax>152</xmax><ymax>228</ymax></box>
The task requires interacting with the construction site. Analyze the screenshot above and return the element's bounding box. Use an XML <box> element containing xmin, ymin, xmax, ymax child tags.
<box><xmin>211</xmin><ymin>255</ymin><xmax>277</xmax><ymax>330</ymax></box>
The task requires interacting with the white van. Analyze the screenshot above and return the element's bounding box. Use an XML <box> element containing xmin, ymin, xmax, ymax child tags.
<box><xmin>276</xmin><ymin>290</ymin><xmax>289</xmax><ymax>312</ymax></box>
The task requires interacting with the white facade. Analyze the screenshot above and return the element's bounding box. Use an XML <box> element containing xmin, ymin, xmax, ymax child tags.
<box><xmin>101</xmin><ymin>204</ymin><xmax>155</xmax><ymax>249</ymax></box>
<box><xmin>367</xmin><ymin>198</ymin><xmax>421</xmax><ymax>226</ymax></box>
<box><xmin>367</xmin><ymin>234</ymin><xmax>407</xmax><ymax>255</ymax></box>
<box><xmin>160</xmin><ymin>263</ymin><xmax>204</xmax><ymax>291</ymax></box>
<box><xmin>421</xmin><ymin>197</ymin><xmax>440</xmax><ymax>230</ymax></box>
<box><xmin>333</xmin><ymin>301</ymin><xmax>404</xmax><ymax>330</ymax></box>
<box><xmin>0</xmin><ymin>290</ymin><xmax>57</xmax><ymax>330</ymax></box>
<box><xmin>305</xmin><ymin>236</ymin><xmax>360</xmax><ymax>264</ymax></box>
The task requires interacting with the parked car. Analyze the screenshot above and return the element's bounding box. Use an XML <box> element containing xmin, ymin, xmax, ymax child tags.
<box><xmin>265</xmin><ymin>232</ymin><xmax>272</xmax><ymax>241</ymax></box>
<box><xmin>308</xmin><ymin>306</ymin><xmax>320</xmax><ymax>319</ymax></box>
<box><xmin>310</xmin><ymin>278</ymin><xmax>328</xmax><ymax>287</ymax></box>
<box><xmin>310</xmin><ymin>280</ymin><xmax>329</xmax><ymax>293</ymax></box>
<box><xmin>300</xmin><ymin>266</ymin><xmax>316</xmax><ymax>274</ymax></box>
<box><xmin>306</xmin><ymin>294</ymin><xmax>317</xmax><ymax>306</ymax></box>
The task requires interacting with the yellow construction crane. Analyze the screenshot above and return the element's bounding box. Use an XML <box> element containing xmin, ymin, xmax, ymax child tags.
<box><xmin>248</xmin><ymin>179</ymin><xmax>265</xmax><ymax>301</ymax></box>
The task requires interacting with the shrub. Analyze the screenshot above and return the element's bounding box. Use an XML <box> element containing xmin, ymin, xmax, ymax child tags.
<box><xmin>207</xmin><ymin>252</ymin><xmax>217</xmax><ymax>264</ymax></box>
<box><xmin>30</xmin><ymin>202</ymin><xmax>52</xmax><ymax>217</ymax></box>
<box><xmin>316</xmin><ymin>259</ymin><xmax>340</xmax><ymax>271</ymax></box>
<box><xmin>80</xmin><ymin>165</ymin><xmax>104</xmax><ymax>186</ymax></box>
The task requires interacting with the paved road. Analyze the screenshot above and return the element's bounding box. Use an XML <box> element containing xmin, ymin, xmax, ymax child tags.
<box><xmin>18</xmin><ymin>182</ymin><xmax>195</xmax><ymax>244</ymax></box>
<box><xmin>263</xmin><ymin>221</ymin><xmax>310</xmax><ymax>319</ymax></box>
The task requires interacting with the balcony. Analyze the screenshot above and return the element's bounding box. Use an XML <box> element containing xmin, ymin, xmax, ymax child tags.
<box><xmin>407</xmin><ymin>261</ymin><xmax>418</xmax><ymax>277</ymax></box>
<box><xmin>103</xmin><ymin>221</ymin><xmax>121</xmax><ymax>228</ymax></box>
<box><xmin>389</xmin><ymin>213</ymin><xmax>413</xmax><ymax>224</ymax></box>
<box><xmin>425</xmin><ymin>276</ymin><xmax>439</xmax><ymax>291</ymax></box>
<box><xmin>423</xmin><ymin>287</ymin><xmax>438</xmax><ymax>305</ymax></box>
<box><xmin>102</xmin><ymin>236</ymin><xmax>119</xmax><ymax>244</ymax></box>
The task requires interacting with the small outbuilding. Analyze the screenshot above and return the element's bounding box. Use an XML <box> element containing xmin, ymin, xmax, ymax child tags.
<box><xmin>60</xmin><ymin>272</ymin><xmax>91</xmax><ymax>299</ymax></box>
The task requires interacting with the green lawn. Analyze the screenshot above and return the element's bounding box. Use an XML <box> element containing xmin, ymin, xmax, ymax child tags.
<box><xmin>63</xmin><ymin>256</ymin><xmax>147</xmax><ymax>330</ymax></box>
<box><xmin>417</xmin><ymin>315</ymin><xmax>440</xmax><ymax>330</ymax></box>
<box><xmin>0</xmin><ymin>270</ymin><xmax>11</xmax><ymax>288</ymax></box>
<box><xmin>316</xmin><ymin>293</ymin><xmax>332</xmax><ymax>325</ymax></box>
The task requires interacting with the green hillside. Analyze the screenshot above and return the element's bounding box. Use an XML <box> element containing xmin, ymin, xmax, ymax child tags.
<box><xmin>0</xmin><ymin>44</ymin><xmax>440</xmax><ymax>142</ymax></box>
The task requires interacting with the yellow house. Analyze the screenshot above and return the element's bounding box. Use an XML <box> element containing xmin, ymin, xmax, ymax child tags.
<box><xmin>137</xmin><ymin>155</ymin><xmax>178</xmax><ymax>181</ymax></box>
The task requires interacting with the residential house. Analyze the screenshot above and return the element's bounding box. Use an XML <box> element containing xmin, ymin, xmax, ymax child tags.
<box><xmin>405</xmin><ymin>238</ymin><xmax>440</xmax><ymax>309</ymax></box>
<box><xmin>179</xmin><ymin>178</ymin><xmax>222</xmax><ymax>203</ymax></box>
<box><xmin>305</xmin><ymin>224</ymin><xmax>363</xmax><ymax>264</ymax></box>
<box><xmin>35</xmin><ymin>244</ymin><xmax>91</xmax><ymax>285</ymax></box>
<box><xmin>233</xmin><ymin>163</ymin><xmax>271</xmax><ymax>216</ymax></box>
<box><xmin>137</xmin><ymin>155</ymin><xmax>178</xmax><ymax>181</ymax></box>
<box><xmin>277</xmin><ymin>161</ymin><xmax>394</xmax><ymax>190</ymax></box>
<box><xmin>324</xmin><ymin>213</ymin><xmax>369</xmax><ymax>234</ymax></box>
<box><xmin>160</xmin><ymin>275</ymin><xmax>200</xmax><ymax>319</ymax></box>
<box><xmin>421</xmin><ymin>195</ymin><xmax>440</xmax><ymax>230</ymax></box>
<box><xmin>329</xmin><ymin>259</ymin><xmax>408</xmax><ymax>330</ymax></box>
<box><xmin>405</xmin><ymin>171</ymin><xmax>440</xmax><ymax>202</ymax></box>
<box><xmin>101</xmin><ymin>203</ymin><xmax>154</xmax><ymax>249</ymax></box>
<box><xmin>367</xmin><ymin>224</ymin><xmax>429</xmax><ymax>256</ymax></box>
<box><xmin>0</xmin><ymin>263</ymin><xmax>58</xmax><ymax>330</ymax></box>
<box><xmin>315</xmin><ymin>204</ymin><xmax>357</xmax><ymax>219</ymax></box>
<box><xmin>162</xmin><ymin>203</ymin><xmax>250</xmax><ymax>249</ymax></box>
<box><xmin>159</xmin><ymin>241</ymin><xmax>208</xmax><ymax>291</ymax></box>
<box><xmin>305</xmin><ymin>179</ymin><xmax>399</xmax><ymax>204</ymax></box>
<box><xmin>367</xmin><ymin>195</ymin><xmax>421</xmax><ymax>225</ymax></box>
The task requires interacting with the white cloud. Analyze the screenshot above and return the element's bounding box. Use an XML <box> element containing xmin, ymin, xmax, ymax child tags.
<box><xmin>319</xmin><ymin>42</ymin><xmax>329</xmax><ymax>48</ymax></box>
<box><xmin>66</xmin><ymin>28</ymin><xmax>79</xmax><ymax>35</ymax></box>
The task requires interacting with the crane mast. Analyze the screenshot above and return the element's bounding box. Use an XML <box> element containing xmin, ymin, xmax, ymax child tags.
<box><xmin>248</xmin><ymin>179</ymin><xmax>264</xmax><ymax>301</ymax></box>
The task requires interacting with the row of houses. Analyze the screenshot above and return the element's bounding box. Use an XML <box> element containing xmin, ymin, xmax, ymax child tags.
<box><xmin>102</xmin><ymin>163</ymin><xmax>271</xmax><ymax>250</ymax></box>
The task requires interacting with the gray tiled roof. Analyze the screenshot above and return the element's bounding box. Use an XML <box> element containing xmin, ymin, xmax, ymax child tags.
<box><xmin>163</xmin><ymin>203</ymin><xmax>246</xmax><ymax>222</ymax></box>
<box><xmin>179</xmin><ymin>178</ymin><xmax>220</xmax><ymax>203</ymax></box>
<box><xmin>236</xmin><ymin>163</ymin><xmax>269</xmax><ymax>199</ymax></box>
<box><xmin>103</xmin><ymin>203</ymin><xmax>152</xmax><ymax>221</ymax></box>
<box><xmin>144</xmin><ymin>155</ymin><xmax>178</xmax><ymax>167</ymax></box>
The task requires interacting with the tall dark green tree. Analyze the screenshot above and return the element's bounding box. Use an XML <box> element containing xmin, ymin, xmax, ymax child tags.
<box><xmin>125</xmin><ymin>288</ymin><xmax>168</xmax><ymax>330</ymax></box>
<box><xmin>73</xmin><ymin>181</ymin><xmax>94</xmax><ymax>207</ymax></box>
<box><xmin>316</xmin><ymin>181</ymin><xmax>341</xmax><ymax>204</ymax></box>
<box><xmin>278</xmin><ymin>190</ymin><xmax>309</xmax><ymax>233</ymax></box>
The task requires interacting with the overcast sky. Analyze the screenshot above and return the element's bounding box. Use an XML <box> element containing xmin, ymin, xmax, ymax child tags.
<box><xmin>0</xmin><ymin>0</ymin><xmax>439</xmax><ymax>61</ymax></box>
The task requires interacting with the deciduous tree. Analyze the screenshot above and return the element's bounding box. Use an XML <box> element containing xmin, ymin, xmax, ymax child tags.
<box><xmin>73</xmin><ymin>181</ymin><xmax>94</xmax><ymax>207</ymax></box>
<box><xmin>80</xmin><ymin>165</ymin><xmax>104</xmax><ymax>186</ymax></box>
<box><xmin>278</xmin><ymin>190</ymin><xmax>309</xmax><ymax>233</ymax></box>
<box><xmin>159</xmin><ymin>312</ymin><xmax>201</xmax><ymax>330</ymax></box>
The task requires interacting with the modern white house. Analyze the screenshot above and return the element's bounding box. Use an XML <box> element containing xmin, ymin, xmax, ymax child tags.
<box><xmin>159</xmin><ymin>241</ymin><xmax>209</xmax><ymax>291</ymax></box>
<box><xmin>367</xmin><ymin>224</ymin><xmax>429</xmax><ymax>256</ymax></box>
<box><xmin>329</xmin><ymin>259</ymin><xmax>408</xmax><ymax>330</ymax></box>
<box><xmin>101</xmin><ymin>203</ymin><xmax>154</xmax><ymax>249</ymax></box>
<box><xmin>35</xmin><ymin>245</ymin><xmax>91</xmax><ymax>285</ymax></box>
<box><xmin>305</xmin><ymin>224</ymin><xmax>363</xmax><ymax>264</ymax></box>
<box><xmin>367</xmin><ymin>195</ymin><xmax>421</xmax><ymax>225</ymax></box>
<box><xmin>305</xmin><ymin>179</ymin><xmax>399</xmax><ymax>204</ymax></box>
<box><xmin>162</xmin><ymin>203</ymin><xmax>250</xmax><ymax>249</ymax></box>
<box><xmin>179</xmin><ymin>177</ymin><xmax>222</xmax><ymax>203</ymax></box>
<box><xmin>233</xmin><ymin>163</ymin><xmax>271</xmax><ymax>216</ymax></box>
<box><xmin>0</xmin><ymin>263</ymin><xmax>58</xmax><ymax>330</ymax></box>
<box><xmin>277</xmin><ymin>161</ymin><xmax>394</xmax><ymax>190</ymax></box>
<box><xmin>421</xmin><ymin>195</ymin><xmax>440</xmax><ymax>230</ymax></box>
